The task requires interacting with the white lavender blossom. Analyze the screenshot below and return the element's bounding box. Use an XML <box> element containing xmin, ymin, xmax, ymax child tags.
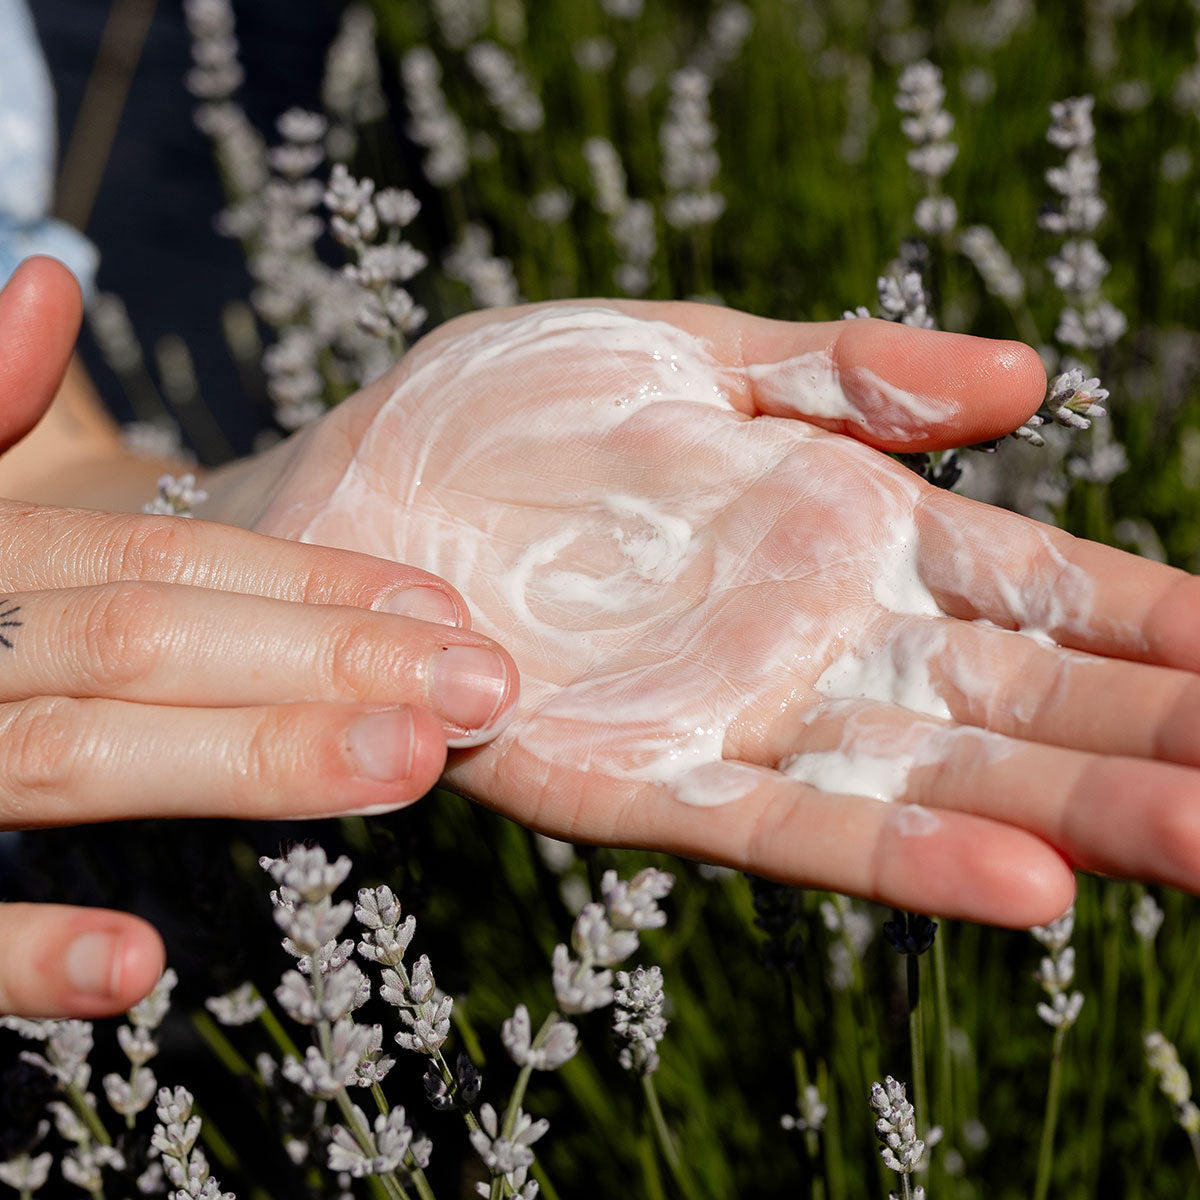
<box><xmin>142</xmin><ymin>474</ymin><xmax>207</xmax><ymax>518</ymax></box>
<box><xmin>466</xmin><ymin>42</ymin><xmax>544</xmax><ymax>132</ymax></box>
<box><xmin>660</xmin><ymin>68</ymin><xmax>725</xmax><ymax>228</ymax></box>
<box><xmin>322</xmin><ymin>4</ymin><xmax>387</xmax><ymax>157</ymax></box>
<box><xmin>444</xmin><ymin>224</ymin><xmax>520</xmax><ymax>308</ymax></box>
<box><xmin>877</xmin><ymin>271</ymin><xmax>936</xmax><ymax>327</ymax></box>
<box><xmin>1045</xmin><ymin>367</ymin><xmax>1109</xmax><ymax>430</ymax></box>
<box><xmin>612</xmin><ymin>966</ymin><xmax>667</xmax><ymax>1075</ymax></box>
<box><xmin>1032</xmin><ymin>904</ymin><xmax>1085</xmax><ymax>1031</ymax></box>
<box><xmin>502</xmin><ymin>1005</ymin><xmax>579</xmax><ymax>1070</ymax></box>
<box><xmin>400</xmin><ymin>48</ymin><xmax>470</xmax><ymax>187</ymax></box>
<box><xmin>470</xmin><ymin>1103</ymin><xmax>548</xmax><ymax>1184</ymax></box>
<box><xmin>0</xmin><ymin>1152</ymin><xmax>53</xmax><ymax>1193</ymax></box>
<box><xmin>870</xmin><ymin>1076</ymin><xmax>927</xmax><ymax>1175</ymax></box>
<box><xmin>1145</xmin><ymin>1032</ymin><xmax>1200</xmax><ymax>1135</ymax></box>
<box><xmin>896</xmin><ymin>59</ymin><xmax>958</xmax><ymax>235</ymax></box>
<box><xmin>432</xmin><ymin>0</ymin><xmax>489</xmax><ymax>48</ymax></box>
<box><xmin>601</xmin><ymin>868</ymin><xmax>674</xmax><ymax>930</ymax></box>
<box><xmin>204</xmin><ymin>983</ymin><xmax>266</xmax><ymax>1027</ymax></box>
<box><xmin>62</xmin><ymin>1145</ymin><xmax>126</xmax><ymax>1194</ymax></box>
<box><xmin>781</xmin><ymin>1085</ymin><xmax>828</xmax><ymax>1134</ymax></box>
<box><xmin>552</xmin><ymin>943</ymin><xmax>614</xmax><ymax>1015</ymax></box>
<box><xmin>327</xmin><ymin>1104</ymin><xmax>431</xmax><ymax>1178</ymax></box>
<box><xmin>1132</xmin><ymin>893</ymin><xmax>1165</xmax><ymax>943</ymax></box>
<box><xmin>152</xmin><ymin>1087</ymin><xmax>235</xmax><ymax>1200</ymax></box>
<box><xmin>12</xmin><ymin>1019</ymin><xmax>94</xmax><ymax>1091</ymax></box>
<box><xmin>959</xmin><ymin>224</ymin><xmax>1026</xmax><ymax>304</ymax></box>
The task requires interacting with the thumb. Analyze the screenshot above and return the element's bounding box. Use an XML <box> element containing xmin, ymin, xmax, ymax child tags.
<box><xmin>0</xmin><ymin>257</ymin><xmax>84</xmax><ymax>453</ymax></box>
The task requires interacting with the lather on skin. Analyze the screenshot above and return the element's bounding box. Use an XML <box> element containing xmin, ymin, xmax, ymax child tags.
<box><xmin>4</xmin><ymin>256</ymin><xmax>1200</xmax><ymax>1019</ymax></box>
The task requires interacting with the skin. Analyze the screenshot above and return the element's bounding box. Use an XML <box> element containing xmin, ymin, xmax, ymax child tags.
<box><xmin>198</xmin><ymin>299</ymin><xmax>1200</xmax><ymax>933</ymax></box>
<box><xmin>8</xmin><ymin>259</ymin><xmax>1200</xmax><ymax>1014</ymax></box>
<box><xmin>0</xmin><ymin>259</ymin><xmax>518</xmax><ymax>1018</ymax></box>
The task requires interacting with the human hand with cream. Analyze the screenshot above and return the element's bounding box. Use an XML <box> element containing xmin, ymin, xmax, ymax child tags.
<box><xmin>0</xmin><ymin>258</ymin><xmax>518</xmax><ymax>1018</ymax></box>
<box><xmin>204</xmin><ymin>298</ymin><xmax>1200</xmax><ymax>929</ymax></box>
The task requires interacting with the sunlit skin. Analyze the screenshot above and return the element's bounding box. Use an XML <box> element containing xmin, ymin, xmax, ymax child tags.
<box><xmin>206</xmin><ymin>299</ymin><xmax>1200</xmax><ymax>931</ymax></box>
<box><xmin>6</xmin><ymin>258</ymin><xmax>1200</xmax><ymax>1018</ymax></box>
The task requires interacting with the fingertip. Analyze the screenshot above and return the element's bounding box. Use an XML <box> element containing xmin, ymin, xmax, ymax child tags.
<box><xmin>836</xmin><ymin>321</ymin><xmax>1048</xmax><ymax>452</ymax></box>
<box><xmin>112</xmin><ymin>918</ymin><xmax>169</xmax><ymax>1009</ymax></box>
<box><xmin>882</xmin><ymin>808</ymin><xmax>1076</xmax><ymax>927</ymax></box>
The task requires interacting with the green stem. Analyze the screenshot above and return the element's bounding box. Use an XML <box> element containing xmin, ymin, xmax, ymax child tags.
<box><xmin>66</xmin><ymin>1081</ymin><xmax>111</xmax><ymax>1147</ymax></box>
<box><xmin>1189</xmin><ymin>1127</ymin><xmax>1200</xmax><ymax>1174</ymax></box>
<box><xmin>1032</xmin><ymin>1026</ymin><xmax>1069</xmax><ymax>1200</ymax></box>
<box><xmin>192</xmin><ymin>1011</ymin><xmax>256</xmax><ymax>1078</ymax></box>
<box><xmin>642</xmin><ymin>1074</ymin><xmax>704</xmax><ymax>1200</ymax></box>
<box><xmin>907</xmin><ymin>953</ymin><xmax>927</xmax><ymax>1143</ymax></box>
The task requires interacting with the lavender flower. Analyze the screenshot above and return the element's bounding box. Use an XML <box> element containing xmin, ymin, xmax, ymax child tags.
<box><xmin>870</xmin><ymin>1076</ymin><xmax>927</xmax><ymax>1176</ymax></box>
<box><xmin>143</xmin><ymin>475</ymin><xmax>207</xmax><ymax>518</ymax></box>
<box><xmin>1145</xmin><ymin>1032</ymin><xmax>1200</xmax><ymax>1135</ymax></box>
<box><xmin>1132</xmin><ymin>893</ymin><xmax>1165</xmax><ymax>944</ymax></box>
<box><xmin>781</xmin><ymin>1085</ymin><xmax>828</xmax><ymax>1134</ymax></box>
<box><xmin>466</xmin><ymin>42</ymin><xmax>544</xmax><ymax>133</ymax></box>
<box><xmin>152</xmin><ymin>1086</ymin><xmax>235</xmax><ymax>1199</ymax></box>
<box><xmin>612</xmin><ymin>966</ymin><xmax>667</xmax><ymax>1075</ymax></box>
<box><xmin>1032</xmin><ymin>905</ymin><xmax>1084</xmax><ymax>1031</ymax></box>
<box><xmin>204</xmin><ymin>983</ymin><xmax>266</xmax><ymax>1027</ymax></box>
<box><xmin>400</xmin><ymin>48</ymin><xmax>470</xmax><ymax>187</ymax></box>
<box><xmin>959</xmin><ymin>225</ymin><xmax>1026</xmax><ymax>304</ymax></box>
<box><xmin>896</xmin><ymin>60</ymin><xmax>958</xmax><ymax>236</ymax></box>
<box><xmin>470</xmin><ymin>1103</ymin><xmax>548</xmax><ymax>1192</ymax></box>
<box><xmin>501</xmin><ymin>1004</ymin><xmax>579</xmax><ymax>1071</ymax></box>
<box><xmin>327</xmin><ymin>1104</ymin><xmax>431</xmax><ymax>1179</ymax></box>
<box><xmin>0</xmin><ymin>1152</ymin><xmax>53</xmax><ymax>1193</ymax></box>
<box><xmin>660</xmin><ymin>68</ymin><xmax>725</xmax><ymax>228</ymax></box>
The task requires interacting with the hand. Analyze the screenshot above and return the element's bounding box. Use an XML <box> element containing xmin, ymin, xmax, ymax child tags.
<box><xmin>208</xmin><ymin>299</ymin><xmax>1200</xmax><ymax>928</ymax></box>
<box><xmin>0</xmin><ymin>260</ymin><xmax>518</xmax><ymax>1017</ymax></box>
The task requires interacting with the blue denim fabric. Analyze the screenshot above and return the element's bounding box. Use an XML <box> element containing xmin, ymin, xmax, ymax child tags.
<box><xmin>0</xmin><ymin>0</ymin><xmax>97</xmax><ymax>297</ymax></box>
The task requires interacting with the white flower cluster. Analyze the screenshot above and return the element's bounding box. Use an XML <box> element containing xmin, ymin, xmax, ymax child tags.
<box><xmin>444</xmin><ymin>223</ymin><xmax>521</xmax><ymax>309</ymax></box>
<box><xmin>153</xmin><ymin>1086</ymin><xmax>236</xmax><ymax>1200</ymax></box>
<box><xmin>469</xmin><ymin>1103</ymin><xmax>546</xmax><ymax>1199</ymax></box>
<box><xmin>869</xmin><ymin>1076</ymin><xmax>928</xmax><ymax>1179</ymax></box>
<box><xmin>204</xmin><ymin>981</ymin><xmax>266</xmax><ymax>1027</ymax></box>
<box><xmin>958</xmin><ymin>224</ymin><xmax>1025</xmax><ymax>305</ymax></box>
<box><xmin>781</xmin><ymin>1084</ymin><xmax>828</xmax><ymax>1135</ymax></box>
<box><xmin>1131</xmin><ymin>892</ymin><xmax>1165</xmax><ymax>944</ymax></box>
<box><xmin>322</xmin><ymin>4</ymin><xmax>387</xmax><ymax>160</ymax></box>
<box><xmin>896</xmin><ymin>60</ymin><xmax>958</xmax><ymax>236</ymax></box>
<box><xmin>551</xmin><ymin>868</ymin><xmax>673</xmax><ymax>1015</ymax></box>
<box><xmin>875</xmin><ymin>270</ymin><xmax>936</xmax><ymax>328</ymax></box>
<box><xmin>820</xmin><ymin>894</ymin><xmax>874</xmax><ymax>992</ymax></box>
<box><xmin>466</xmin><ymin>42</ymin><xmax>545</xmax><ymax>132</ymax></box>
<box><xmin>433</xmin><ymin>0</ymin><xmax>489</xmax><ymax>49</ymax></box>
<box><xmin>327</xmin><ymin>1104</ymin><xmax>431</xmax><ymax>1181</ymax></box>
<box><xmin>326</xmin><ymin>163</ymin><xmax>429</xmax><ymax>344</ymax></box>
<box><xmin>660</xmin><ymin>68</ymin><xmax>726</xmax><ymax>229</ymax></box>
<box><xmin>583</xmin><ymin>137</ymin><xmax>657</xmax><ymax>295</ymax></box>
<box><xmin>1040</xmin><ymin>96</ymin><xmax>1127</xmax><ymax>353</ymax></box>
<box><xmin>612</xmin><ymin>965</ymin><xmax>667</xmax><ymax>1075</ymax></box>
<box><xmin>1145</xmin><ymin>1031</ymin><xmax>1200</xmax><ymax>1135</ymax></box>
<box><xmin>102</xmin><ymin>969</ymin><xmax>177</xmax><ymax>1119</ymax></box>
<box><xmin>401</xmin><ymin>47</ymin><xmax>470</xmax><ymax>187</ymax></box>
<box><xmin>143</xmin><ymin>474</ymin><xmax>207</xmax><ymax>518</ymax></box>
<box><xmin>1031</xmin><ymin>904</ymin><xmax>1085</xmax><ymax>1031</ymax></box>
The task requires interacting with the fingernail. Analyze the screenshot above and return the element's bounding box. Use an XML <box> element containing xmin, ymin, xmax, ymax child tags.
<box><xmin>347</xmin><ymin>708</ymin><xmax>417</xmax><ymax>781</ymax></box>
<box><xmin>64</xmin><ymin>932</ymin><xmax>121</xmax><ymax>998</ymax></box>
<box><xmin>430</xmin><ymin>645</ymin><xmax>512</xmax><ymax>744</ymax></box>
<box><xmin>384</xmin><ymin>587</ymin><xmax>461</xmax><ymax>626</ymax></box>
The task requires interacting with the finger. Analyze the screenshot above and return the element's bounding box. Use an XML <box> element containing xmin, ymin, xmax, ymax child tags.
<box><xmin>0</xmin><ymin>258</ymin><xmax>82</xmax><ymax>453</ymax></box>
<box><xmin>464</xmin><ymin>741</ymin><xmax>1073</xmax><ymax>925</ymax></box>
<box><xmin>0</xmin><ymin>903</ymin><xmax>164</xmax><ymax>1019</ymax></box>
<box><xmin>793</xmin><ymin>609</ymin><xmax>1200</xmax><ymax>769</ymax></box>
<box><xmin>782</xmin><ymin>700</ymin><xmax>1200</xmax><ymax>897</ymax></box>
<box><xmin>0</xmin><ymin>698</ymin><xmax>449</xmax><ymax>824</ymax></box>
<box><xmin>619</xmin><ymin>300</ymin><xmax>1046</xmax><ymax>453</ymax></box>
<box><xmin>0</xmin><ymin>582</ymin><xmax>518</xmax><ymax>744</ymax></box>
<box><xmin>1</xmin><ymin>499</ymin><xmax>474</xmax><ymax>626</ymax></box>
<box><xmin>914</xmin><ymin>486</ymin><xmax>1200</xmax><ymax>670</ymax></box>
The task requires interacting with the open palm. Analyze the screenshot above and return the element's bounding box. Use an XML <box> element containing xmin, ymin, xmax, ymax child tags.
<box><xmin>224</xmin><ymin>301</ymin><xmax>1200</xmax><ymax>926</ymax></box>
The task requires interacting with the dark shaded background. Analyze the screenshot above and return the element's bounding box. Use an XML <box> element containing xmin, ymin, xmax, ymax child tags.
<box><xmin>32</xmin><ymin>0</ymin><xmax>345</xmax><ymax>458</ymax></box>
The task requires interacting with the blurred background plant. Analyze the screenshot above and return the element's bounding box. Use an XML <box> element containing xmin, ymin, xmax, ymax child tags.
<box><xmin>6</xmin><ymin>0</ymin><xmax>1200</xmax><ymax>1195</ymax></box>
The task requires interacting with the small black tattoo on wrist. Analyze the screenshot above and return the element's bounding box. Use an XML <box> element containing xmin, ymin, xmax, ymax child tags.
<box><xmin>0</xmin><ymin>601</ymin><xmax>21</xmax><ymax>649</ymax></box>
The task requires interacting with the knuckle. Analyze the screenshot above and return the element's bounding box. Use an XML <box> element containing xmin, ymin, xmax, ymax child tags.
<box><xmin>76</xmin><ymin>583</ymin><xmax>167</xmax><ymax>690</ymax></box>
<box><xmin>1</xmin><ymin>696</ymin><xmax>81</xmax><ymax>802</ymax></box>
<box><xmin>322</xmin><ymin>619</ymin><xmax>391</xmax><ymax>699</ymax></box>
<box><xmin>113</xmin><ymin>516</ymin><xmax>199</xmax><ymax>585</ymax></box>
